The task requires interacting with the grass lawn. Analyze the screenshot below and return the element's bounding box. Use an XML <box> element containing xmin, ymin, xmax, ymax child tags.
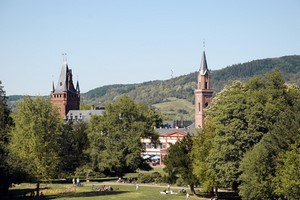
<box><xmin>9</xmin><ymin>182</ymin><xmax>199</xmax><ymax>200</ymax></box>
<box><xmin>7</xmin><ymin>168</ymin><xmax>240</xmax><ymax>199</ymax></box>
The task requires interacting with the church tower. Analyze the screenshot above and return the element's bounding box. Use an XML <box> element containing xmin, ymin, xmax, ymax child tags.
<box><xmin>51</xmin><ymin>60</ymin><xmax>80</xmax><ymax>118</ymax></box>
<box><xmin>194</xmin><ymin>50</ymin><xmax>213</xmax><ymax>128</ymax></box>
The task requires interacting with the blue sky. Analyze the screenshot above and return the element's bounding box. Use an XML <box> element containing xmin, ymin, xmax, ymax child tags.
<box><xmin>1</xmin><ymin>0</ymin><xmax>299</xmax><ymax>96</ymax></box>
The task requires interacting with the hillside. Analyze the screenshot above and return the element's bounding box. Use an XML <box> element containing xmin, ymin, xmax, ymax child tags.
<box><xmin>8</xmin><ymin>55</ymin><xmax>300</xmax><ymax>120</ymax></box>
<box><xmin>82</xmin><ymin>55</ymin><xmax>300</xmax><ymax>110</ymax></box>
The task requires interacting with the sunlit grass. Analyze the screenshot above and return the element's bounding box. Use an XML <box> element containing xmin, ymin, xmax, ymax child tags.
<box><xmin>10</xmin><ymin>182</ymin><xmax>197</xmax><ymax>200</ymax></box>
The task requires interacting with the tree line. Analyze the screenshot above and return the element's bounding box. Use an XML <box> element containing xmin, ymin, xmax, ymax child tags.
<box><xmin>0</xmin><ymin>89</ymin><xmax>162</xmax><ymax>198</ymax></box>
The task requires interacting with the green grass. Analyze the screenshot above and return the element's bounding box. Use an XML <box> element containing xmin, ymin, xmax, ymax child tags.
<box><xmin>152</xmin><ymin>97</ymin><xmax>194</xmax><ymax>120</ymax></box>
<box><xmin>9</xmin><ymin>182</ymin><xmax>196</xmax><ymax>200</ymax></box>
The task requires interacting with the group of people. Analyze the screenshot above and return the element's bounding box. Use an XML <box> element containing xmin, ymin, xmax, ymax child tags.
<box><xmin>116</xmin><ymin>177</ymin><xmax>136</xmax><ymax>184</ymax></box>
<box><xmin>72</xmin><ymin>178</ymin><xmax>81</xmax><ymax>186</ymax></box>
<box><xmin>159</xmin><ymin>184</ymin><xmax>190</xmax><ymax>199</ymax></box>
<box><xmin>92</xmin><ymin>185</ymin><xmax>113</xmax><ymax>192</ymax></box>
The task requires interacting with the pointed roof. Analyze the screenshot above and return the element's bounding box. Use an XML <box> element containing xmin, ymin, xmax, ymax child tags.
<box><xmin>54</xmin><ymin>61</ymin><xmax>68</xmax><ymax>93</ymax></box>
<box><xmin>52</xmin><ymin>81</ymin><xmax>55</xmax><ymax>92</ymax></box>
<box><xmin>199</xmin><ymin>51</ymin><xmax>209</xmax><ymax>75</ymax></box>
<box><xmin>76</xmin><ymin>80</ymin><xmax>80</xmax><ymax>92</ymax></box>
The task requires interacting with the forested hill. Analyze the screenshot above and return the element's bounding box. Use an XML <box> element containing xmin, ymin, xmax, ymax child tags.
<box><xmin>7</xmin><ymin>55</ymin><xmax>300</xmax><ymax>116</ymax></box>
<box><xmin>82</xmin><ymin>55</ymin><xmax>300</xmax><ymax>105</ymax></box>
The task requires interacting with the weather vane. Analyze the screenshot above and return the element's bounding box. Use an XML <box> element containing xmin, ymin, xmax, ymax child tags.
<box><xmin>62</xmin><ymin>53</ymin><xmax>67</xmax><ymax>62</ymax></box>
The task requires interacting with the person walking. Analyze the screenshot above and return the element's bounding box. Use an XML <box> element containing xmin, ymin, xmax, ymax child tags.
<box><xmin>186</xmin><ymin>192</ymin><xmax>190</xmax><ymax>200</ymax></box>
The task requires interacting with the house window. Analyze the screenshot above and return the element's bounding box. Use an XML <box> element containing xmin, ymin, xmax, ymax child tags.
<box><xmin>205</xmin><ymin>82</ymin><xmax>208</xmax><ymax>89</ymax></box>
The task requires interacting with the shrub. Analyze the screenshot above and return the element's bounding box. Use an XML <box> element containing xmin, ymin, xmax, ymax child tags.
<box><xmin>137</xmin><ymin>172</ymin><xmax>162</xmax><ymax>183</ymax></box>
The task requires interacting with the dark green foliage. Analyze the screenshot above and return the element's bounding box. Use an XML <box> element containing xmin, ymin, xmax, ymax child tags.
<box><xmin>164</xmin><ymin>134</ymin><xmax>198</xmax><ymax>194</ymax></box>
<box><xmin>205</xmin><ymin>70</ymin><xmax>293</xmax><ymax>189</ymax></box>
<box><xmin>137</xmin><ymin>172</ymin><xmax>162</xmax><ymax>183</ymax></box>
<box><xmin>274</xmin><ymin>135</ymin><xmax>300</xmax><ymax>199</ymax></box>
<box><xmin>0</xmin><ymin>81</ymin><xmax>14</xmax><ymax>197</ymax></box>
<box><xmin>87</xmin><ymin>95</ymin><xmax>161</xmax><ymax>177</ymax></box>
<box><xmin>60</xmin><ymin>121</ymin><xmax>89</xmax><ymax>175</ymax></box>
<box><xmin>192</xmin><ymin>70</ymin><xmax>300</xmax><ymax>199</ymax></box>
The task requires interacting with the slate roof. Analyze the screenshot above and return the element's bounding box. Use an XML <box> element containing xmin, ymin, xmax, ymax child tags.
<box><xmin>54</xmin><ymin>61</ymin><xmax>78</xmax><ymax>94</ymax></box>
<box><xmin>155</xmin><ymin>123</ymin><xmax>197</xmax><ymax>136</ymax></box>
<box><xmin>66</xmin><ymin>109</ymin><xmax>104</xmax><ymax>121</ymax></box>
<box><xmin>199</xmin><ymin>51</ymin><xmax>209</xmax><ymax>75</ymax></box>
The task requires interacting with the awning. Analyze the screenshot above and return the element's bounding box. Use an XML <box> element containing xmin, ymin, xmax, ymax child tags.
<box><xmin>151</xmin><ymin>155</ymin><xmax>160</xmax><ymax>160</ymax></box>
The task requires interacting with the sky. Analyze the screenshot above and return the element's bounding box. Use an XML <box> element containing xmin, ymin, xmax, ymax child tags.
<box><xmin>1</xmin><ymin>0</ymin><xmax>299</xmax><ymax>96</ymax></box>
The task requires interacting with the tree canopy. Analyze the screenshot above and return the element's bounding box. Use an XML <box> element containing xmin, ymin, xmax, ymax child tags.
<box><xmin>192</xmin><ymin>70</ymin><xmax>300</xmax><ymax>198</ymax></box>
<box><xmin>164</xmin><ymin>134</ymin><xmax>198</xmax><ymax>194</ymax></box>
<box><xmin>87</xmin><ymin>95</ymin><xmax>161</xmax><ymax>177</ymax></box>
<box><xmin>0</xmin><ymin>81</ymin><xmax>14</xmax><ymax>197</ymax></box>
<box><xmin>9</xmin><ymin>97</ymin><xmax>63</xmax><ymax>196</ymax></box>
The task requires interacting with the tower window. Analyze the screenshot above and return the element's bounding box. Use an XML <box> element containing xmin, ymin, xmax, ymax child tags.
<box><xmin>205</xmin><ymin>82</ymin><xmax>208</xmax><ymax>89</ymax></box>
<box><xmin>198</xmin><ymin>103</ymin><xmax>201</xmax><ymax>112</ymax></box>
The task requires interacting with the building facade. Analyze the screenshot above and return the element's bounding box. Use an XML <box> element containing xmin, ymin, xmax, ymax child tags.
<box><xmin>194</xmin><ymin>51</ymin><xmax>214</xmax><ymax>128</ymax></box>
<box><xmin>51</xmin><ymin>61</ymin><xmax>80</xmax><ymax>118</ymax></box>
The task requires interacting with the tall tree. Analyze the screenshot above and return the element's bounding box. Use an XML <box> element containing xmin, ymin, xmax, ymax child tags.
<box><xmin>197</xmin><ymin>70</ymin><xmax>298</xmax><ymax>191</ymax></box>
<box><xmin>274</xmin><ymin>135</ymin><xmax>300</xmax><ymax>199</ymax></box>
<box><xmin>191</xmin><ymin>118</ymin><xmax>218</xmax><ymax>196</ymax></box>
<box><xmin>0</xmin><ymin>81</ymin><xmax>13</xmax><ymax>197</ymax></box>
<box><xmin>87</xmin><ymin>95</ymin><xmax>160</xmax><ymax>177</ymax></box>
<box><xmin>239</xmin><ymin>108</ymin><xmax>300</xmax><ymax>199</ymax></box>
<box><xmin>164</xmin><ymin>134</ymin><xmax>198</xmax><ymax>194</ymax></box>
<box><xmin>60</xmin><ymin>120</ymin><xmax>89</xmax><ymax>175</ymax></box>
<box><xmin>9</xmin><ymin>97</ymin><xmax>62</xmax><ymax>197</ymax></box>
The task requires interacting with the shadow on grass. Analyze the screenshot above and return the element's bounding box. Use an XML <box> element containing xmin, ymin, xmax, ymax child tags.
<box><xmin>6</xmin><ymin>189</ymin><xmax>129</xmax><ymax>199</ymax></box>
<box><xmin>47</xmin><ymin>190</ymin><xmax>129</xmax><ymax>199</ymax></box>
<box><xmin>196</xmin><ymin>191</ymin><xmax>241</xmax><ymax>200</ymax></box>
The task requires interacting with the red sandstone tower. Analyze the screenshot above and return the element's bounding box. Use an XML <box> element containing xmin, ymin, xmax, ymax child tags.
<box><xmin>194</xmin><ymin>50</ymin><xmax>213</xmax><ymax>128</ymax></box>
<box><xmin>51</xmin><ymin>60</ymin><xmax>80</xmax><ymax>118</ymax></box>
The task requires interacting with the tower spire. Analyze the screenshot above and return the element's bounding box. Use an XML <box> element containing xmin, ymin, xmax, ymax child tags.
<box><xmin>194</xmin><ymin>46</ymin><xmax>213</xmax><ymax>129</ymax></box>
<box><xmin>76</xmin><ymin>76</ymin><xmax>80</xmax><ymax>92</ymax></box>
<box><xmin>199</xmin><ymin>51</ymin><xmax>208</xmax><ymax>75</ymax></box>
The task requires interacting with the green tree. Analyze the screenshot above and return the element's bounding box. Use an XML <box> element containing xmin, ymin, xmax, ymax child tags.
<box><xmin>238</xmin><ymin>81</ymin><xmax>300</xmax><ymax>199</ymax></box>
<box><xmin>0</xmin><ymin>81</ymin><xmax>14</xmax><ymax>197</ymax></box>
<box><xmin>60</xmin><ymin>120</ymin><xmax>89</xmax><ymax>175</ymax></box>
<box><xmin>87</xmin><ymin>95</ymin><xmax>160</xmax><ymax>177</ymax></box>
<box><xmin>9</xmin><ymin>97</ymin><xmax>62</xmax><ymax>197</ymax></box>
<box><xmin>164</xmin><ymin>134</ymin><xmax>198</xmax><ymax>194</ymax></box>
<box><xmin>202</xmin><ymin>70</ymin><xmax>297</xmax><ymax>190</ymax></box>
<box><xmin>191</xmin><ymin>118</ymin><xmax>218</xmax><ymax>196</ymax></box>
<box><xmin>274</xmin><ymin>135</ymin><xmax>300</xmax><ymax>199</ymax></box>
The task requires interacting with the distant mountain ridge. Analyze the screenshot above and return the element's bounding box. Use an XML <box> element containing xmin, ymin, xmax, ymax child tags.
<box><xmin>8</xmin><ymin>55</ymin><xmax>300</xmax><ymax>119</ymax></box>
<box><xmin>82</xmin><ymin>55</ymin><xmax>300</xmax><ymax>104</ymax></box>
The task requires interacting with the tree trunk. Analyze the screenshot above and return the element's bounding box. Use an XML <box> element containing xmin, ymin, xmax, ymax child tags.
<box><xmin>36</xmin><ymin>182</ymin><xmax>40</xmax><ymax>197</ymax></box>
<box><xmin>210</xmin><ymin>187</ymin><xmax>214</xmax><ymax>197</ymax></box>
<box><xmin>215</xmin><ymin>187</ymin><xmax>218</xmax><ymax>199</ymax></box>
<box><xmin>189</xmin><ymin>184</ymin><xmax>196</xmax><ymax>195</ymax></box>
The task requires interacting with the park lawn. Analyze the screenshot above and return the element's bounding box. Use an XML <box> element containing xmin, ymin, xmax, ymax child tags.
<box><xmin>9</xmin><ymin>182</ymin><xmax>199</xmax><ymax>200</ymax></box>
